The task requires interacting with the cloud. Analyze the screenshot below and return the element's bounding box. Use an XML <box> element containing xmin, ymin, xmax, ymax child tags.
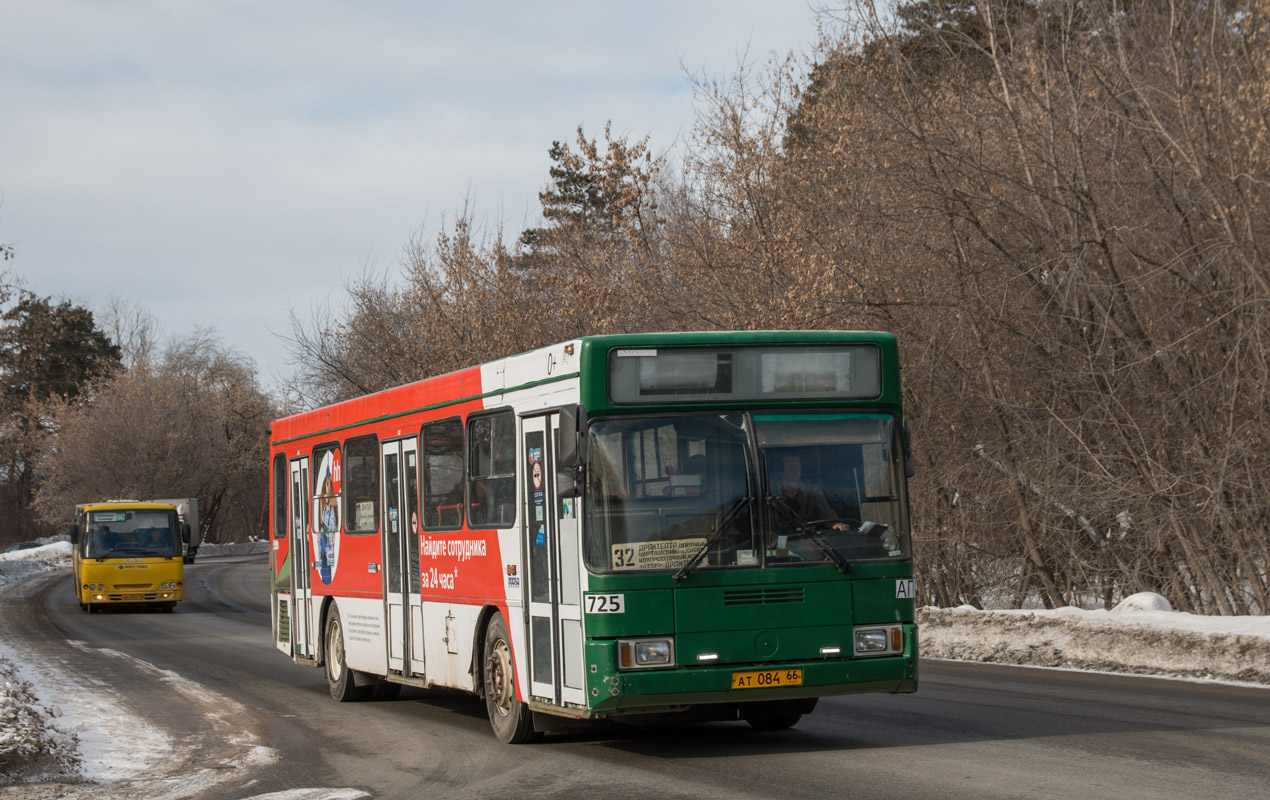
<box><xmin>0</xmin><ymin>0</ymin><xmax>819</xmax><ymax>382</ymax></box>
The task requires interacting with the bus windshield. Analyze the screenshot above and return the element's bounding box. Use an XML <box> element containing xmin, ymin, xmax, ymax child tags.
<box><xmin>582</xmin><ymin>413</ymin><xmax>910</xmax><ymax>574</ymax></box>
<box><xmin>83</xmin><ymin>509</ymin><xmax>180</xmax><ymax>559</ymax></box>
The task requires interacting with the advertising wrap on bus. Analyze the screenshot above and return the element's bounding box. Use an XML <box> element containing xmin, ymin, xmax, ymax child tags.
<box><xmin>268</xmin><ymin>331</ymin><xmax>917</xmax><ymax>742</ymax></box>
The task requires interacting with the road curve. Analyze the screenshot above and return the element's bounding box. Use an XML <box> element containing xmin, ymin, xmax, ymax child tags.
<box><xmin>5</xmin><ymin>555</ymin><xmax>1269</xmax><ymax>800</ymax></box>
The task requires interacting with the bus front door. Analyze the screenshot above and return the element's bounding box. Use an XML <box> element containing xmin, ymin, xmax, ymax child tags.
<box><xmin>522</xmin><ymin>414</ymin><xmax>585</xmax><ymax>708</ymax></box>
<box><xmin>382</xmin><ymin>438</ymin><xmax>424</xmax><ymax>676</ymax></box>
<box><xmin>289</xmin><ymin>457</ymin><xmax>315</xmax><ymax>659</ymax></box>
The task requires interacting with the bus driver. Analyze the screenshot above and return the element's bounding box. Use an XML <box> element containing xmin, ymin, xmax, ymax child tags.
<box><xmin>772</xmin><ymin>454</ymin><xmax>848</xmax><ymax>532</ymax></box>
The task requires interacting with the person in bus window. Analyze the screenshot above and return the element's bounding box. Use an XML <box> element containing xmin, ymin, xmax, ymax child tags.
<box><xmin>90</xmin><ymin>525</ymin><xmax>113</xmax><ymax>555</ymax></box>
<box><xmin>772</xmin><ymin>453</ymin><xmax>847</xmax><ymax>531</ymax></box>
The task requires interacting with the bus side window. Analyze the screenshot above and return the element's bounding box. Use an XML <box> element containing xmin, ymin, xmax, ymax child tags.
<box><xmin>272</xmin><ymin>453</ymin><xmax>287</xmax><ymax>539</ymax></box>
<box><xmin>468</xmin><ymin>410</ymin><xmax>515</xmax><ymax>529</ymax></box>
<box><xmin>423</xmin><ymin>417</ymin><xmax>464</xmax><ymax>530</ymax></box>
<box><xmin>344</xmin><ymin>434</ymin><xmax>379</xmax><ymax>534</ymax></box>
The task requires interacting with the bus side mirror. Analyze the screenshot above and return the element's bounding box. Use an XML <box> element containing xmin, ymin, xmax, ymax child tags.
<box><xmin>901</xmin><ymin>420</ymin><xmax>916</xmax><ymax>479</ymax></box>
<box><xmin>182</xmin><ymin>523</ymin><xmax>191</xmax><ymax>544</ymax></box>
<box><xmin>70</xmin><ymin>525</ymin><xmax>80</xmax><ymax>544</ymax></box>
<box><xmin>557</xmin><ymin>404</ymin><xmax>587</xmax><ymax>499</ymax></box>
<box><xmin>557</xmin><ymin>404</ymin><xmax>587</xmax><ymax>468</ymax></box>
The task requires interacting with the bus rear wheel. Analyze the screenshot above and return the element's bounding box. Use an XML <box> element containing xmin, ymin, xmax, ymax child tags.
<box><xmin>482</xmin><ymin>613</ymin><xmax>539</xmax><ymax>744</ymax></box>
<box><xmin>325</xmin><ymin>605</ymin><xmax>368</xmax><ymax>702</ymax></box>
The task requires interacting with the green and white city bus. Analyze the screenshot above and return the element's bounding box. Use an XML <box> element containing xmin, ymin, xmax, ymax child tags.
<box><xmin>269</xmin><ymin>331</ymin><xmax>917</xmax><ymax>742</ymax></box>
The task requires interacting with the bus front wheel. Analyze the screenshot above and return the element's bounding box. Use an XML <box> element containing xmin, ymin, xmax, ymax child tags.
<box><xmin>482</xmin><ymin>613</ymin><xmax>539</xmax><ymax>744</ymax></box>
<box><xmin>743</xmin><ymin>698</ymin><xmax>814</xmax><ymax>730</ymax></box>
<box><xmin>325</xmin><ymin>605</ymin><xmax>368</xmax><ymax>702</ymax></box>
<box><xmin>744</xmin><ymin>711</ymin><xmax>803</xmax><ymax>730</ymax></box>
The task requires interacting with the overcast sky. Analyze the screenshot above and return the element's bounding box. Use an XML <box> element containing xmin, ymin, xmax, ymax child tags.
<box><xmin>0</xmin><ymin>1</ymin><xmax>822</xmax><ymax>387</ymax></box>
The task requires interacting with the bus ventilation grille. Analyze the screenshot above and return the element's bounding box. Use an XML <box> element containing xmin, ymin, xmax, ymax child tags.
<box><xmin>723</xmin><ymin>588</ymin><xmax>804</xmax><ymax>606</ymax></box>
<box><xmin>278</xmin><ymin>601</ymin><xmax>291</xmax><ymax>643</ymax></box>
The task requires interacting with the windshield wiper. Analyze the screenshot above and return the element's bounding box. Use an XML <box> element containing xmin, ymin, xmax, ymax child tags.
<box><xmin>766</xmin><ymin>496</ymin><xmax>852</xmax><ymax>575</ymax></box>
<box><xmin>673</xmin><ymin>496</ymin><xmax>754</xmax><ymax>582</ymax></box>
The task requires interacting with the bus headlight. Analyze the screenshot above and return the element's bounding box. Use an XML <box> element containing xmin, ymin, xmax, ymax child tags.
<box><xmin>617</xmin><ymin>637</ymin><xmax>675</xmax><ymax>669</ymax></box>
<box><xmin>854</xmin><ymin>626</ymin><xmax>903</xmax><ymax>655</ymax></box>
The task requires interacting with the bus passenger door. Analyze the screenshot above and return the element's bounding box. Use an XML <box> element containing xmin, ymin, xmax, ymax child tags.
<box><xmin>382</xmin><ymin>438</ymin><xmax>424</xmax><ymax>676</ymax></box>
<box><xmin>289</xmin><ymin>457</ymin><xmax>314</xmax><ymax>658</ymax></box>
<box><xmin>522</xmin><ymin>414</ymin><xmax>585</xmax><ymax>707</ymax></box>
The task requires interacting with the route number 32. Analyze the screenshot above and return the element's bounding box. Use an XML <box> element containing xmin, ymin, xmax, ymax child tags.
<box><xmin>585</xmin><ymin>593</ymin><xmax>625</xmax><ymax>614</ymax></box>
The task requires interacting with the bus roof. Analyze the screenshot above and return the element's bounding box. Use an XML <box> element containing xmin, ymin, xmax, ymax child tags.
<box><xmin>269</xmin><ymin>330</ymin><xmax>901</xmax><ymax>447</ymax></box>
<box><xmin>76</xmin><ymin>501</ymin><xmax>179</xmax><ymax>512</ymax></box>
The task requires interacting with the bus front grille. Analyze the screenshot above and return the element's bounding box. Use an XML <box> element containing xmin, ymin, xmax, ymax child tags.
<box><xmin>723</xmin><ymin>587</ymin><xmax>804</xmax><ymax>606</ymax></box>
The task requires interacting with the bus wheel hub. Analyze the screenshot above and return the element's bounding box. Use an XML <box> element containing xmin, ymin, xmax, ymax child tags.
<box><xmin>486</xmin><ymin>639</ymin><xmax>514</xmax><ymax>716</ymax></box>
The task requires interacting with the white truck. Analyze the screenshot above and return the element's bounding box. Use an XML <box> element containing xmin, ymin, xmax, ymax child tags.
<box><xmin>149</xmin><ymin>497</ymin><xmax>200</xmax><ymax>563</ymax></box>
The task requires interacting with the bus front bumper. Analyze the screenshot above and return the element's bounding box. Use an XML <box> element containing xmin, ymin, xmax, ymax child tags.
<box><xmin>586</xmin><ymin>639</ymin><xmax>917</xmax><ymax>717</ymax></box>
<box><xmin>83</xmin><ymin>589</ymin><xmax>182</xmax><ymax>604</ymax></box>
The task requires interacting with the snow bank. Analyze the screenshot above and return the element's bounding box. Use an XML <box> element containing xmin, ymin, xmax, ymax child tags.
<box><xmin>0</xmin><ymin>541</ymin><xmax>73</xmax><ymax>596</ymax></box>
<box><xmin>0</xmin><ymin>542</ymin><xmax>80</xmax><ymax>785</ymax></box>
<box><xmin>0</xmin><ymin>654</ymin><xmax>81</xmax><ymax>784</ymax></box>
<box><xmin>195</xmin><ymin>540</ymin><xmax>271</xmax><ymax>558</ymax></box>
<box><xmin>920</xmin><ymin>593</ymin><xmax>1270</xmax><ymax>685</ymax></box>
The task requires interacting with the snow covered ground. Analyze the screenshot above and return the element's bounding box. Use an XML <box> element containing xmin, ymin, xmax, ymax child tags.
<box><xmin>2</xmin><ymin>539</ymin><xmax>1267</xmax><ymax>792</ymax></box>
<box><xmin>0</xmin><ymin>538</ymin><xmax>278</xmax><ymax>794</ymax></box>
<box><xmin>194</xmin><ymin>540</ymin><xmax>272</xmax><ymax>558</ymax></box>
<box><xmin>920</xmin><ymin>597</ymin><xmax>1270</xmax><ymax>685</ymax></box>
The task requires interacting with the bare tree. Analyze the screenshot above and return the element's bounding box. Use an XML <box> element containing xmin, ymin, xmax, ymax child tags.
<box><xmin>35</xmin><ymin>331</ymin><xmax>275</xmax><ymax>543</ymax></box>
<box><xmin>278</xmin><ymin>0</ymin><xmax>1268</xmax><ymax>613</ymax></box>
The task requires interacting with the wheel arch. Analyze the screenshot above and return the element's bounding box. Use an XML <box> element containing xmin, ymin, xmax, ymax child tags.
<box><xmin>316</xmin><ymin>595</ymin><xmax>337</xmax><ymax>666</ymax></box>
<box><xmin>470</xmin><ymin>603</ymin><xmax>511</xmax><ymax>699</ymax></box>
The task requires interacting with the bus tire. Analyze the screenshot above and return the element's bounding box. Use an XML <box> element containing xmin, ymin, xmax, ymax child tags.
<box><xmin>744</xmin><ymin>711</ymin><xmax>803</xmax><ymax>730</ymax></box>
<box><xmin>482</xmin><ymin>613</ymin><xmax>539</xmax><ymax>744</ymax></box>
<box><xmin>325</xmin><ymin>605</ymin><xmax>368</xmax><ymax>702</ymax></box>
<box><xmin>158</xmin><ymin>602</ymin><xmax>176</xmax><ymax>613</ymax></box>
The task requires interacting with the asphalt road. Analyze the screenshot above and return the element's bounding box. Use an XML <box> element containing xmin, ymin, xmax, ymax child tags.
<box><xmin>6</xmin><ymin>555</ymin><xmax>1269</xmax><ymax>800</ymax></box>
